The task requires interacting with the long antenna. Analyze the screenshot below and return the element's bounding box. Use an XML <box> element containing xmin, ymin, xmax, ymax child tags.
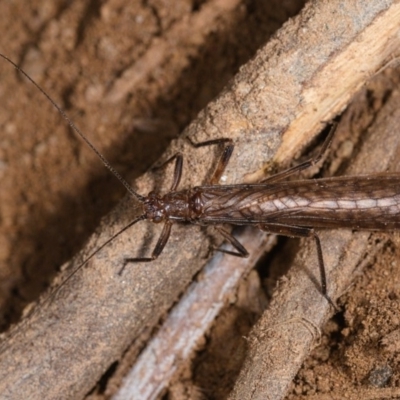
<box><xmin>0</xmin><ymin>53</ymin><xmax>146</xmax><ymax>203</ymax></box>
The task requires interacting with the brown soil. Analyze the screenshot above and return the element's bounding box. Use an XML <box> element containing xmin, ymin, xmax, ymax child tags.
<box><xmin>1</xmin><ymin>1</ymin><xmax>399</xmax><ymax>399</ymax></box>
<box><xmin>286</xmin><ymin>235</ymin><xmax>400</xmax><ymax>400</ymax></box>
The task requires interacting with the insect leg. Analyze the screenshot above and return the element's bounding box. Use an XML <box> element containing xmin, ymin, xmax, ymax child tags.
<box><xmin>153</xmin><ymin>153</ymin><xmax>184</xmax><ymax>191</ymax></box>
<box><xmin>259</xmin><ymin>223</ymin><xmax>336</xmax><ymax>308</ymax></box>
<box><xmin>261</xmin><ymin>123</ymin><xmax>337</xmax><ymax>184</ymax></box>
<box><xmin>187</xmin><ymin>137</ymin><xmax>234</xmax><ymax>184</ymax></box>
<box><xmin>214</xmin><ymin>226</ymin><xmax>249</xmax><ymax>257</ymax></box>
<box><xmin>120</xmin><ymin>221</ymin><xmax>173</xmax><ymax>274</ymax></box>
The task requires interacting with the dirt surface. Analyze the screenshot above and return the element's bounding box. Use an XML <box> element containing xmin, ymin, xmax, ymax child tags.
<box><xmin>286</xmin><ymin>235</ymin><xmax>400</xmax><ymax>400</ymax></box>
<box><xmin>1</xmin><ymin>1</ymin><xmax>400</xmax><ymax>399</ymax></box>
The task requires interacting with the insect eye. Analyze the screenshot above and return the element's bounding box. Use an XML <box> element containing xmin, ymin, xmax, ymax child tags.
<box><xmin>152</xmin><ymin>210</ymin><xmax>165</xmax><ymax>223</ymax></box>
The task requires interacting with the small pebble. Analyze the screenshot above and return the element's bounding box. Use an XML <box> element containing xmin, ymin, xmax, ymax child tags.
<box><xmin>368</xmin><ymin>365</ymin><xmax>392</xmax><ymax>387</ymax></box>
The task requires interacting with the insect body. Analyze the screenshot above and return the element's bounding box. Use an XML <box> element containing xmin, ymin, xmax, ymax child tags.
<box><xmin>2</xmin><ymin>53</ymin><xmax>400</xmax><ymax>306</ymax></box>
<box><xmin>125</xmin><ymin>124</ymin><xmax>400</xmax><ymax>302</ymax></box>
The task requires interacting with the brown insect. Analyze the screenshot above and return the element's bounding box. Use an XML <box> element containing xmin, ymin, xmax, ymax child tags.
<box><xmin>2</xmin><ymin>53</ymin><xmax>400</xmax><ymax>310</ymax></box>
